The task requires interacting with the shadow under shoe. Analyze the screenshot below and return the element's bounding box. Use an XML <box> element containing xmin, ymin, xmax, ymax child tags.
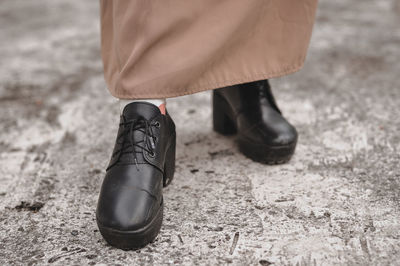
<box><xmin>213</xmin><ymin>79</ymin><xmax>297</xmax><ymax>164</ymax></box>
<box><xmin>96</xmin><ymin>102</ymin><xmax>176</xmax><ymax>250</ymax></box>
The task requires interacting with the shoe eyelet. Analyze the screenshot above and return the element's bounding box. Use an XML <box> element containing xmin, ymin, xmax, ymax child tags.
<box><xmin>148</xmin><ymin>151</ymin><xmax>156</xmax><ymax>158</ymax></box>
<box><xmin>154</xmin><ymin>136</ymin><xmax>158</xmax><ymax>142</ymax></box>
<box><xmin>154</xmin><ymin>121</ymin><xmax>160</xmax><ymax>128</ymax></box>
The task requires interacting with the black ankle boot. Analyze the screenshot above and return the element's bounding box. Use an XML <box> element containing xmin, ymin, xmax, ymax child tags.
<box><xmin>213</xmin><ymin>79</ymin><xmax>297</xmax><ymax>164</ymax></box>
<box><xmin>96</xmin><ymin>102</ymin><xmax>176</xmax><ymax>250</ymax></box>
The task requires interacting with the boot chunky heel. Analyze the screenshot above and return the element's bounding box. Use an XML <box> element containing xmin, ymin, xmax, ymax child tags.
<box><xmin>212</xmin><ymin>92</ymin><xmax>236</xmax><ymax>135</ymax></box>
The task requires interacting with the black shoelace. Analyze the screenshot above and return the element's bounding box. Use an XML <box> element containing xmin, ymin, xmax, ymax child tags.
<box><xmin>258</xmin><ymin>82</ymin><xmax>282</xmax><ymax>114</ymax></box>
<box><xmin>108</xmin><ymin>116</ymin><xmax>159</xmax><ymax>171</ymax></box>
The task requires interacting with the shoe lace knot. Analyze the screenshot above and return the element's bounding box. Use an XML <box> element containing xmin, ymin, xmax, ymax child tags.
<box><xmin>108</xmin><ymin>115</ymin><xmax>160</xmax><ymax>171</ymax></box>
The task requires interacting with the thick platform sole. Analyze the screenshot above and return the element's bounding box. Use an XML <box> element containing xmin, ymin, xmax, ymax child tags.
<box><xmin>238</xmin><ymin>136</ymin><xmax>296</xmax><ymax>164</ymax></box>
<box><xmin>97</xmin><ymin>205</ymin><xmax>163</xmax><ymax>250</ymax></box>
<box><xmin>97</xmin><ymin>132</ymin><xmax>176</xmax><ymax>250</ymax></box>
<box><xmin>212</xmin><ymin>91</ymin><xmax>296</xmax><ymax>165</ymax></box>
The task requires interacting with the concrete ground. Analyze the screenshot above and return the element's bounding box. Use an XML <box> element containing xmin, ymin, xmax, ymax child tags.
<box><xmin>0</xmin><ymin>0</ymin><xmax>399</xmax><ymax>265</ymax></box>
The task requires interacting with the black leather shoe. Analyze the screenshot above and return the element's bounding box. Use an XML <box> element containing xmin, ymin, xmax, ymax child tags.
<box><xmin>96</xmin><ymin>102</ymin><xmax>176</xmax><ymax>250</ymax></box>
<box><xmin>213</xmin><ymin>79</ymin><xmax>297</xmax><ymax>164</ymax></box>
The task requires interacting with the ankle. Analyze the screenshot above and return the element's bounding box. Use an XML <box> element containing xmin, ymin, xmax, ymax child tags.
<box><xmin>119</xmin><ymin>99</ymin><xmax>166</xmax><ymax>115</ymax></box>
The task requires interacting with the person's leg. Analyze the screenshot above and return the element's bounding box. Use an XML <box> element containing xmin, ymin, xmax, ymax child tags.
<box><xmin>96</xmin><ymin>0</ymin><xmax>318</xmax><ymax>250</ymax></box>
<box><xmin>119</xmin><ymin>99</ymin><xmax>166</xmax><ymax>115</ymax></box>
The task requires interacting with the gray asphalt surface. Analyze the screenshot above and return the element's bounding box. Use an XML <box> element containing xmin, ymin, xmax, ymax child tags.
<box><xmin>0</xmin><ymin>0</ymin><xmax>399</xmax><ymax>265</ymax></box>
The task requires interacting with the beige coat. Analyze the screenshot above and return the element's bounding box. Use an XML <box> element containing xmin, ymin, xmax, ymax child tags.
<box><xmin>100</xmin><ymin>0</ymin><xmax>318</xmax><ymax>99</ymax></box>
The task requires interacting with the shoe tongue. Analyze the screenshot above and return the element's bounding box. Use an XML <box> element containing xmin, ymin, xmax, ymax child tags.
<box><xmin>122</xmin><ymin>102</ymin><xmax>161</xmax><ymax>121</ymax></box>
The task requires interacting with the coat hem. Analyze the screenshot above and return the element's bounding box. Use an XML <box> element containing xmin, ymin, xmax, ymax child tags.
<box><xmin>108</xmin><ymin>61</ymin><xmax>305</xmax><ymax>99</ymax></box>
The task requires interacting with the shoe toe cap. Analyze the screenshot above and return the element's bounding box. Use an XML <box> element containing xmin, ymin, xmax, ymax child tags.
<box><xmin>97</xmin><ymin>188</ymin><xmax>159</xmax><ymax>231</ymax></box>
<box><xmin>273</xmin><ymin>123</ymin><xmax>298</xmax><ymax>145</ymax></box>
<box><xmin>96</xmin><ymin>167</ymin><xmax>162</xmax><ymax>231</ymax></box>
<box><xmin>247</xmin><ymin>120</ymin><xmax>297</xmax><ymax>146</ymax></box>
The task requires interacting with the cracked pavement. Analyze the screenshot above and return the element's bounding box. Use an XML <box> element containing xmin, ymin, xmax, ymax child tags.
<box><xmin>0</xmin><ymin>0</ymin><xmax>399</xmax><ymax>265</ymax></box>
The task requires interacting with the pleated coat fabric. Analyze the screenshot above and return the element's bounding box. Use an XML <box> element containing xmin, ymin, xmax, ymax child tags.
<box><xmin>100</xmin><ymin>0</ymin><xmax>318</xmax><ymax>99</ymax></box>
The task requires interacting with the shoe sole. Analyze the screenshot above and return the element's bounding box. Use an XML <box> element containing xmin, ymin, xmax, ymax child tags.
<box><xmin>213</xmin><ymin>92</ymin><xmax>296</xmax><ymax>164</ymax></box>
<box><xmin>97</xmin><ymin>132</ymin><xmax>176</xmax><ymax>250</ymax></box>
<box><xmin>97</xmin><ymin>204</ymin><xmax>163</xmax><ymax>250</ymax></box>
<box><xmin>238</xmin><ymin>135</ymin><xmax>297</xmax><ymax>164</ymax></box>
